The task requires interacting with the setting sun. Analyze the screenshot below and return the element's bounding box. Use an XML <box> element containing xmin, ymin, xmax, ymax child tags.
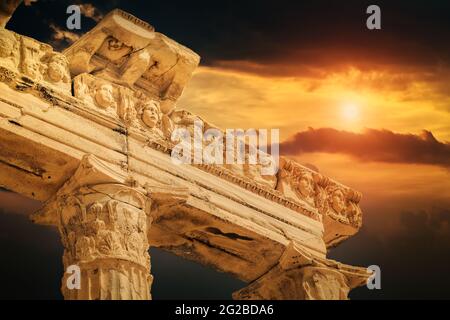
<box><xmin>341</xmin><ymin>103</ymin><xmax>360</xmax><ymax>121</ymax></box>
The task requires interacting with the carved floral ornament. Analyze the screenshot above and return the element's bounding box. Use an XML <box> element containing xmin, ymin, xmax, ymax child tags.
<box><xmin>51</xmin><ymin>178</ymin><xmax>156</xmax><ymax>300</ymax></box>
<box><xmin>57</xmin><ymin>183</ymin><xmax>151</xmax><ymax>269</ymax></box>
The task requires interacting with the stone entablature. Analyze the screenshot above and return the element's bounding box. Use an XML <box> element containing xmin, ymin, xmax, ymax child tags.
<box><xmin>0</xmin><ymin>62</ymin><xmax>360</xmax><ymax>242</ymax></box>
<box><xmin>0</xmin><ymin>64</ymin><xmax>361</xmax><ymax>230</ymax></box>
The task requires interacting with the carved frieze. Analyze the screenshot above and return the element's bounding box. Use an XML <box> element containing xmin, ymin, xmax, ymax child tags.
<box><xmin>276</xmin><ymin>158</ymin><xmax>317</xmax><ymax>206</ymax></box>
<box><xmin>0</xmin><ymin>28</ymin><xmax>71</xmax><ymax>93</ymax></box>
<box><xmin>276</xmin><ymin>158</ymin><xmax>362</xmax><ymax>228</ymax></box>
<box><xmin>73</xmin><ymin>73</ymin><xmax>170</xmax><ymax>138</ymax></box>
<box><xmin>0</xmin><ymin>27</ymin><xmax>19</xmax><ymax>71</ymax></box>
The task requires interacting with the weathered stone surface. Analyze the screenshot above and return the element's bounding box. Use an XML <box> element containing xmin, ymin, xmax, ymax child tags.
<box><xmin>233</xmin><ymin>242</ymin><xmax>371</xmax><ymax>300</ymax></box>
<box><xmin>276</xmin><ymin>158</ymin><xmax>362</xmax><ymax>246</ymax></box>
<box><xmin>0</xmin><ymin>28</ymin><xmax>71</xmax><ymax>93</ymax></box>
<box><xmin>63</xmin><ymin>9</ymin><xmax>200</xmax><ymax>114</ymax></box>
<box><xmin>33</xmin><ymin>155</ymin><xmax>153</xmax><ymax>300</ymax></box>
<box><xmin>0</xmin><ymin>8</ymin><xmax>368</xmax><ymax>300</ymax></box>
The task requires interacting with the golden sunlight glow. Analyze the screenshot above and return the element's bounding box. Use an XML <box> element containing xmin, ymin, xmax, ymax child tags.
<box><xmin>341</xmin><ymin>103</ymin><xmax>360</xmax><ymax>122</ymax></box>
<box><xmin>179</xmin><ymin>66</ymin><xmax>450</xmax><ymax>141</ymax></box>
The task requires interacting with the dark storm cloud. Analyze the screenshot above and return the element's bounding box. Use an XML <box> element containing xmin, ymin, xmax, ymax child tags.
<box><xmin>192</xmin><ymin>0</ymin><xmax>450</xmax><ymax>73</ymax></box>
<box><xmin>331</xmin><ymin>206</ymin><xmax>450</xmax><ymax>299</ymax></box>
<box><xmin>6</xmin><ymin>0</ymin><xmax>450</xmax><ymax>75</ymax></box>
<box><xmin>280</xmin><ymin>128</ymin><xmax>450</xmax><ymax>167</ymax></box>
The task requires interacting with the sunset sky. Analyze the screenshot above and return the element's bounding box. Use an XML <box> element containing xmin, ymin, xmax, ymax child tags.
<box><xmin>1</xmin><ymin>0</ymin><xmax>449</xmax><ymax>299</ymax></box>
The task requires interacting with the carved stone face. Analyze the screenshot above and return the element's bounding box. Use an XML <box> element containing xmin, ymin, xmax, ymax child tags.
<box><xmin>297</xmin><ymin>172</ymin><xmax>314</xmax><ymax>198</ymax></box>
<box><xmin>22</xmin><ymin>59</ymin><xmax>41</xmax><ymax>79</ymax></box>
<box><xmin>47</xmin><ymin>56</ymin><xmax>68</xmax><ymax>83</ymax></box>
<box><xmin>95</xmin><ymin>84</ymin><xmax>115</xmax><ymax>109</ymax></box>
<box><xmin>331</xmin><ymin>189</ymin><xmax>346</xmax><ymax>214</ymax></box>
<box><xmin>142</xmin><ymin>101</ymin><xmax>161</xmax><ymax>128</ymax></box>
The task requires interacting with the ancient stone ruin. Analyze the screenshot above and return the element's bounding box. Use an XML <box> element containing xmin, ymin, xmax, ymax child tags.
<box><xmin>0</xmin><ymin>9</ymin><xmax>370</xmax><ymax>300</ymax></box>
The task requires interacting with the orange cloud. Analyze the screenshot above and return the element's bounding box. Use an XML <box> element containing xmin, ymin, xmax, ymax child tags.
<box><xmin>49</xmin><ymin>23</ymin><xmax>80</xmax><ymax>48</ymax></box>
<box><xmin>281</xmin><ymin>128</ymin><xmax>450</xmax><ymax>168</ymax></box>
<box><xmin>180</xmin><ymin>66</ymin><xmax>450</xmax><ymax>141</ymax></box>
<box><xmin>78</xmin><ymin>3</ymin><xmax>103</xmax><ymax>22</ymax></box>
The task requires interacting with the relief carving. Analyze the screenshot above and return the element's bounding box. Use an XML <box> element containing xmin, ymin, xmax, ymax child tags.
<box><xmin>44</xmin><ymin>53</ymin><xmax>70</xmax><ymax>84</ymax></box>
<box><xmin>327</xmin><ymin>185</ymin><xmax>346</xmax><ymax>216</ymax></box>
<box><xmin>276</xmin><ymin>158</ymin><xmax>317</xmax><ymax>206</ymax></box>
<box><xmin>276</xmin><ymin>158</ymin><xmax>362</xmax><ymax>228</ymax></box>
<box><xmin>63</xmin><ymin>9</ymin><xmax>200</xmax><ymax>115</ymax></box>
<box><xmin>73</xmin><ymin>73</ymin><xmax>169</xmax><ymax>137</ymax></box>
<box><xmin>233</xmin><ymin>266</ymin><xmax>351</xmax><ymax>300</ymax></box>
<box><xmin>0</xmin><ymin>28</ymin><xmax>71</xmax><ymax>92</ymax></box>
<box><xmin>302</xmin><ymin>267</ymin><xmax>350</xmax><ymax>300</ymax></box>
<box><xmin>20</xmin><ymin>36</ymin><xmax>46</xmax><ymax>80</ymax></box>
<box><xmin>94</xmin><ymin>83</ymin><xmax>116</xmax><ymax>110</ymax></box>
<box><xmin>137</xmin><ymin>96</ymin><xmax>163</xmax><ymax>133</ymax></box>
<box><xmin>324</xmin><ymin>183</ymin><xmax>362</xmax><ymax>227</ymax></box>
<box><xmin>233</xmin><ymin>243</ymin><xmax>370</xmax><ymax>300</ymax></box>
<box><xmin>73</xmin><ymin>74</ymin><xmax>118</xmax><ymax>117</ymax></box>
<box><xmin>0</xmin><ymin>27</ymin><xmax>19</xmax><ymax>71</ymax></box>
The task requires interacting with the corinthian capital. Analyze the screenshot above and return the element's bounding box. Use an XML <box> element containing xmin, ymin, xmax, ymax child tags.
<box><xmin>32</xmin><ymin>154</ymin><xmax>154</xmax><ymax>299</ymax></box>
<box><xmin>233</xmin><ymin>242</ymin><xmax>371</xmax><ymax>300</ymax></box>
<box><xmin>58</xmin><ymin>183</ymin><xmax>151</xmax><ymax>270</ymax></box>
